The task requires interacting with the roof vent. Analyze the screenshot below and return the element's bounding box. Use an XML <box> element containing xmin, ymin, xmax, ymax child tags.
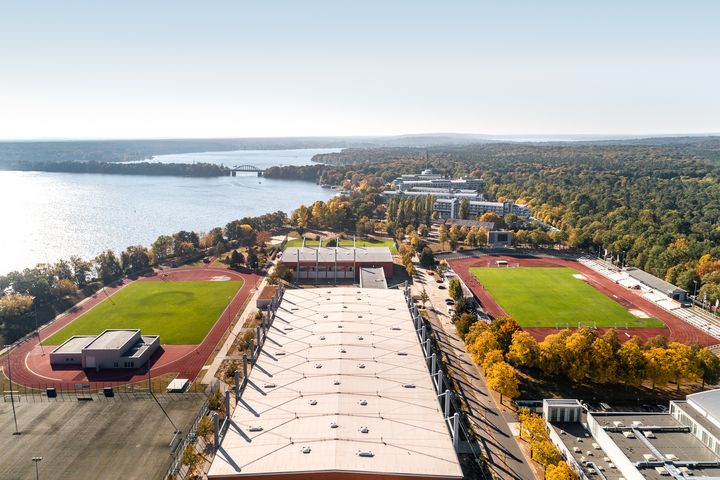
<box><xmin>276</xmin><ymin>351</ymin><xmax>286</xmax><ymax>356</ymax></box>
<box><xmin>360</xmin><ymin>427</ymin><xmax>369</xmax><ymax>433</ymax></box>
<box><xmin>357</xmin><ymin>314</ymin><xmax>363</xmax><ymax>318</ymax></box>
<box><xmin>301</xmin><ymin>446</ymin><xmax>311</xmax><ymax>454</ymax></box>
<box><xmin>284</xmin><ymin>327</ymin><xmax>294</xmax><ymax>330</ymax></box>
<box><xmin>402</xmin><ymin>383</ymin><xmax>416</xmax><ymax>388</ymax></box>
<box><xmin>330</xmin><ymin>422</ymin><xmax>338</xmax><ymax>429</ymax></box>
<box><xmin>340</xmin><ymin>348</ymin><xmax>347</xmax><ymax>353</ymax></box>
<box><xmin>291</xmin><ymin>307</ymin><xmax>299</xmax><ymax>310</ymax></box>
<box><xmin>359</xmin><ymin>400</ymin><xmax>368</xmax><ymax>405</ymax></box>
<box><xmin>333</xmin><ymin>380</ymin><xmax>341</xmax><ymax>385</ymax></box>
<box><xmin>388</xmin><ymin>308</ymin><xmax>396</xmax><ymax>311</ymax></box>
<box><xmin>358</xmin><ymin>363</ymin><xmax>366</xmax><ymax>369</ymax></box>
<box><xmin>357</xmin><ymin>336</ymin><xmax>364</xmax><ymax>340</ymax></box>
<box><xmin>391</xmin><ymin>327</ymin><xmax>401</xmax><ymax>331</ymax></box>
<box><xmin>248</xmin><ymin>426</ymin><xmax>263</xmax><ymax>432</ymax></box>
<box><xmin>358</xmin><ymin>450</ymin><xmax>374</xmax><ymax>457</ymax></box>
<box><xmin>323</xmin><ymin>315</ymin><xmax>328</xmax><ymax>318</ymax></box>
<box><xmin>264</xmin><ymin>383</ymin><xmax>276</xmax><ymax>388</ymax></box>
<box><xmin>320</xmin><ymin>336</ymin><xmax>326</xmax><ymax>340</ymax></box>
<box><xmin>315</xmin><ymin>363</ymin><xmax>322</xmax><ymax>369</ymax></box>
<box><xmin>397</xmin><ymin>352</ymin><xmax>408</xmax><ymax>356</ymax></box>
<box><xmin>337</xmin><ymin>325</ymin><xmax>343</xmax><ymax>328</ymax></box>
<box><xmin>309</xmin><ymin>400</ymin><xmax>317</xmax><ymax>405</ymax></box>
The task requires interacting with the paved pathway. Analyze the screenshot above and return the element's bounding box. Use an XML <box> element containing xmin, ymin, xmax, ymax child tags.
<box><xmin>412</xmin><ymin>267</ymin><xmax>537</xmax><ymax>480</ymax></box>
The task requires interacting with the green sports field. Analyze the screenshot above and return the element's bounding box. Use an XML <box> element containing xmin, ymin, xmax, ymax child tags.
<box><xmin>43</xmin><ymin>280</ymin><xmax>243</xmax><ymax>346</ymax></box>
<box><xmin>470</xmin><ymin>267</ymin><xmax>664</xmax><ymax>328</ymax></box>
<box><xmin>284</xmin><ymin>237</ymin><xmax>397</xmax><ymax>253</ymax></box>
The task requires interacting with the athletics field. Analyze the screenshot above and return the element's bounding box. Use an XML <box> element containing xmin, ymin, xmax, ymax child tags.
<box><xmin>469</xmin><ymin>266</ymin><xmax>663</xmax><ymax>328</ymax></box>
<box><xmin>42</xmin><ymin>280</ymin><xmax>243</xmax><ymax>345</ymax></box>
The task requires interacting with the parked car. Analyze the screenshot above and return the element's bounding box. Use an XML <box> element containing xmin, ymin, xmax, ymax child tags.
<box><xmin>438</xmin><ymin>285</ymin><xmax>446</xmax><ymax>289</ymax></box>
<box><xmin>445</xmin><ymin>298</ymin><xmax>455</xmax><ymax>305</ymax></box>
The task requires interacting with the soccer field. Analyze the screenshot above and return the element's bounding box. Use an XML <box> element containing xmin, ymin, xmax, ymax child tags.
<box><xmin>469</xmin><ymin>267</ymin><xmax>664</xmax><ymax>328</ymax></box>
<box><xmin>43</xmin><ymin>280</ymin><xmax>243</xmax><ymax>345</ymax></box>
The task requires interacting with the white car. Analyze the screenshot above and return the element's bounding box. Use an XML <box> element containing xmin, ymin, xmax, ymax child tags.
<box><xmin>446</xmin><ymin>306</ymin><xmax>455</xmax><ymax>316</ymax></box>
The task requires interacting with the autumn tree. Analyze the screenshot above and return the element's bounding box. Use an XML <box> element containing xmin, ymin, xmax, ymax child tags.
<box><xmin>486</xmin><ymin>361</ymin><xmax>519</xmax><ymax>403</ymax></box>
<box><xmin>448</xmin><ymin>278</ymin><xmax>463</xmax><ymax>301</ymax></box>
<box><xmin>482</xmin><ymin>349</ymin><xmax>505</xmax><ymax>371</ymax></box>
<box><xmin>644</xmin><ymin>347</ymin><xmax>673</xmax><ymax>390</ymax></box>
<box><xmin>546</xmin><ymin>461</ymin><xmax>577</xmax><ymax>480</ymax></box>
<box><xmin>697</xmin><ymin>348</ymin><xmax>720</xmax><ymax>390</ymax></box>
<box><xmin>617</xmin><ymin>338</ymin><xmax>646</xmax><ymax>386</ymax></box>
<box><xmin>589</xmin><ymin>337</ymin><xmax>618</xmax><ymax>383</ymax></box>
<box><xmin>438</xmin><ymin>224</ymin><xmax>448</xmax><ymax>249</ymax></box>
<box><xmin>507</xmin><ymin>330</ymin><xmax>539</xmax><ymax>368</ymax></box>
<box><xmin>563</xmin><ymin>329</ymin><xmax>595</xmax><ymax>382</ymax></box>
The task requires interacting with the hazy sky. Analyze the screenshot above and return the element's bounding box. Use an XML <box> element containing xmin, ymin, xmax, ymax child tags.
<box><xmin>1</xmin><ymin>1</ymin><xmax>719</xmax><ymax>139</ymax></box>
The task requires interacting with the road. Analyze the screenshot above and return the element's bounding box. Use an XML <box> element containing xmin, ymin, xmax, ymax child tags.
<box><xmin>412</xmin><ymin>266</ymin><xmax>538</xmax><ymax>480</ymax></box>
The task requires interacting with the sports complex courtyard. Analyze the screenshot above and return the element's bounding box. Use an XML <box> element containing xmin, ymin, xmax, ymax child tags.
<box><xmin>448</xmin><ymin>254</ymin><xmax>718</xmax><ymax>346</ymax></box>
<box><xmin>1</xmin><ymin>267</ymin><xmax>260</xmax><ymax>390</ymax></box>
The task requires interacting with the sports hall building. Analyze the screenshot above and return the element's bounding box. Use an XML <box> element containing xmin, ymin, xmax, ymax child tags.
<box><xmin>207</xmin><ymin>287</ymin><xmax>463</xmax><ymax>480</ymax></box>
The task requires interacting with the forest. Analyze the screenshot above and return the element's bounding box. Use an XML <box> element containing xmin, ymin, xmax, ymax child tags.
<box><xmin>302</xmin><ymin>139</ymin><xmax>720</xmax><ymax>301</ymax></box>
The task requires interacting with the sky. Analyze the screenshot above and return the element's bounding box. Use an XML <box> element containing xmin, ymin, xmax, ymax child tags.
<box><xmin>0</xmin><ymin>0</ymin><xmax>719</xmax><ymax>139</ymax></box>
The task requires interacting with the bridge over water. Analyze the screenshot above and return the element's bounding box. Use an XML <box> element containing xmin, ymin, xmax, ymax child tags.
<box><xmin>230</xmin><ymin>165</ymin><xmax>264</xmax><ymax>176</ymax></box>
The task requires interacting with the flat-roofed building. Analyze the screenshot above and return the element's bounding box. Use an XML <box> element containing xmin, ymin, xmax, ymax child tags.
<box><xmin>433</xmin><ymin>198</ymin><xmax>531</xmax><ymax>220</ymax></box>
<box><xmin>544</xmin><ymin>389</ymin><xmax>720</xmax><ymax>480</ymax></box>
<box><xmin>281</xmin><ymin>246</ymin><xmax>394</xmax><ymax>283</ymax></box>
<box><xmin>207</xmin><ymin>288</ymin><xmax>463</xmax><ymax>480</ymax></box>
<box><xmin>359</xmin><ymin>266</ymin><xmax>388</xmax><ymax>289</ymax></box>
<box><xmin>625</xmin><ymin>267</ymin><xmax>688</xmax><ymax>302</ymax></box>
<box><xmin>49</xmin><ymin>329</ymin><xmax>159</xmax><ymax>370</ymax></box>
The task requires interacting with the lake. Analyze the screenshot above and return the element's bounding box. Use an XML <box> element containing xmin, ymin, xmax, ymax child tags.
<box><xmin>0</xmin><ymin>148</ymin><xmax>339</xmax><ymax>275</ymax></box>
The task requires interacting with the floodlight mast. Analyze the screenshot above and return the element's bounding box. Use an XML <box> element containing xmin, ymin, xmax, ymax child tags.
<box><xmin>32</xmin><ymin>456</ymin><xmax>43</xmax><ymax>480</ymax></box>
<box><xmin>3</xmin><ymin>344</ymin><xmax>20</xmax><ymax>435</ymax></box>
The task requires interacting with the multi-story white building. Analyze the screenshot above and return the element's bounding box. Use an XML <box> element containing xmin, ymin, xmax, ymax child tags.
<box><xmin>433</xmin><ymin>198</ymin><xmax>531</xmax><ymax>219</ymax></box>
<box><xmin>544</xmin><ymin>389</ymin><xmax>720</xmax><ymax>480</ymax></box>
<box><xmin>392</xmin><ymin>169</ymin><xmax>485</xmax><ymax>192</ymax></box>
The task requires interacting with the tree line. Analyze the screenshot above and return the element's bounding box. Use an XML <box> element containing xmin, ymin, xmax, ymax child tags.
<box><xmin>7</xmin><ymin>160</ymin><xmax>231</xmax><ymax>177</ymax></box>
<box><xmin>459</xmin><ymin>315</ymin><xmax>720</xmax><ymax>396</ymax></box>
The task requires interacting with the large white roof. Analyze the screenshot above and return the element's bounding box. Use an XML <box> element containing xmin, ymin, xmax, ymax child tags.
<box><xmin>208</xmin><ymin>287</ymin><xmax>462</xmax><ymax>479</ymax></box>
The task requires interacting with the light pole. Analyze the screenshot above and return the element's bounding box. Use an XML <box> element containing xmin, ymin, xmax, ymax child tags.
<box><xmin>3</xmin><ymin>344</ymin><xmax>20</xmax><ymax>435</ymax></box>
<box><xmin>31</xmin><ymin>456</ymin><xmax>42</xmax><ymax>480</ymax></box>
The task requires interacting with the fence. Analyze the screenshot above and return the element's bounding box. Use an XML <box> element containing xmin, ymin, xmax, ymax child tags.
<box><xmin>0</xmin><ymin>378</ymin><xmax>210</xmax><ymax>402</ymax></box>
<box><xmin>165</xmin><ymin>399</ymin><xmax>210</xmax><ymax>479</ymax></box>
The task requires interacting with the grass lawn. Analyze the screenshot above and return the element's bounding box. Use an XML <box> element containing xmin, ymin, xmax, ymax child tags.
<box><xmin>470</xmin><ymin>267</ymin><xmax>664</xmax><ymax>328</ymax></box>
<box><xmin>284</xmin><ymin>237</ymin><xmax>397</xmax><ymax>253</ymax></box>
<box><xmin>43</xmin><ymin>280</ymin><xmax>243</xmax><ymax>346</ymax></box>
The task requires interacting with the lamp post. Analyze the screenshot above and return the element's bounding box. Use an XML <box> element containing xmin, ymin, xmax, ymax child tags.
<box><xmin>3</xmin><ymin>344</ymin><xmax>20</xmax><ymax>435</ymax></box>
<box><xmin>31</xmin><ymin>456</ymin><xmax>42</xmax><ymax>480</ymax></box>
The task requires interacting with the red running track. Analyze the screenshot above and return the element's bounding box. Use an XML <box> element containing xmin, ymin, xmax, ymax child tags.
<box><xmin>1</xmin><ymin>268</ymin><xmax>261</xmax><ymax>389</ymax></box>
<box><xmin>448</xmin><ymin>255</ymin><xmax>719</xmax><ymax>346</ymax></box>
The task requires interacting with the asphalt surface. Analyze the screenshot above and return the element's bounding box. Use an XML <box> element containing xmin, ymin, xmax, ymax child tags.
<box><xmin>0</xmin><ymin>394</ymin><xmax>206</xmax><ymax>480</ymax></box>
